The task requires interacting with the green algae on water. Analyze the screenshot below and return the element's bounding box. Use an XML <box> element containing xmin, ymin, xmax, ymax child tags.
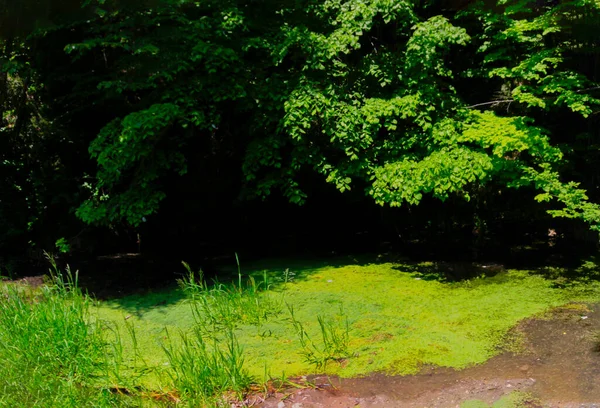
<box><xmin>93</xmin><ymin>261</ymin><xmax>600</xmax><ymax>385</ymax></box>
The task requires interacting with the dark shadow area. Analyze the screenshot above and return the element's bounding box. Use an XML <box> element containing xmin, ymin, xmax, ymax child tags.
<box><xmin>7</xmin><ymin>242</ymin><xmax>600</xmax><ymax>301</ymax></box>
<box><xmin>529</xmin><ymin>255</ymin><xmax>600</xmax><ymax>288</ymax></box>
<box><xmin>3</xmin><ymin>194</ymin><xmax>600</xmax><ymax>298</ymax></box>
<box><xmin>100</xmin><ymin>286</ymin><xmax>188</xmax><ymax>319</ymax></box>
<box><xmin>393</xmin><ymin>261</ymin><xmax>506</xmax><ymax>282</ymax></box>
<box><xmin>69</xmin><ymin>254</ymin><xmax>184</xmax><ymax>300</ymax></box>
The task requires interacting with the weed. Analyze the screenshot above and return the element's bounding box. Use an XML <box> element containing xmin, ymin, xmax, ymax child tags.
<box><xmin>179</xmin><ymin>261</ymin><xmax>209</xmax><ymax>297</ymax></box>
<box><xmin>287</xmin><ymin>304</ymin><xmax>351</xmax><ymax>371</ymax></box>
<box><xmin>178</xmin><ymin>260</ymin><xmax>281</xmax><ymax>335</ymax></box>
<box><xmin>277</xmin><ymin>268</ymin><xmax>296</xmax><ymax>285</ymax></box>
<box><xmin>0</xmin><ymin>257</ymin><xmax>141</xmax><ymax>407</ymax></box>
<box><xmin>162</xmin><ymin>326</ymin><xmax>253</xmax><ymax>405</ymax></box>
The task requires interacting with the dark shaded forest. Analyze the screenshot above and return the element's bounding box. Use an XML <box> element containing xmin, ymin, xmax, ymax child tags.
<box><xmin>2</xmin><ymin>0</ymin><xmax>600</xmax><ymax>278</ymax></box>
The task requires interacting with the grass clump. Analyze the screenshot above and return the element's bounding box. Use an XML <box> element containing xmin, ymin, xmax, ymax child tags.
<box><xmin>287</xmin><ymin>304</ymin><xmax>351</xmax><ymax>371</ymax></box>
<box><xmin>162</xmin><ymin>327</ymin><xmax>252</xmax><ymax>406</ymax></box>
<box><xmin>178</xmin><ymin>260</ymin><xmax>281</xmax><ymax>335</ymax></box>
<box><xmin>0</xmin><ymin>256</ymin><xmax>265</xmax><ymax>407</ymax></box>
<box><xmin>0</xmin><ymin>259</ymin><xmax>138</xmax><ymax>407</ymax></box>
<box><xmin>157</xmin><ymin>259</ymin><xmax>275</xmax><ymax>404</ymax></box>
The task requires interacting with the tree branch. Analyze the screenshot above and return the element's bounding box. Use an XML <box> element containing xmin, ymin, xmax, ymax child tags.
<box><xmin>466</xmin><ymin>100</ymin><xmax>513</xmax><ymax>109</ymax></box>
<box><xmin>466</xmin><ymin>86</ymin><xmax>600</xmax><ymax>110</ymax></box>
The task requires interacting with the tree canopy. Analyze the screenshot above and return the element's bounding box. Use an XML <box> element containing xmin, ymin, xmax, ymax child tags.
<box><xmin>2</xmin><ymin>0</ymin><xmax>600</xmax><ymax>258</ymax></box>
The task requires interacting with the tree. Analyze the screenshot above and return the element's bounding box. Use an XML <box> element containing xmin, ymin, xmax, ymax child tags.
<box><xmin>242</xmin><ymin>0</ymin><xmax>600</xmax><ymax>231</ymax></box>
<box><xmin>2</xmin><ymin>0</ymin><xmax>600</xmax><ymax>258</ymax></box>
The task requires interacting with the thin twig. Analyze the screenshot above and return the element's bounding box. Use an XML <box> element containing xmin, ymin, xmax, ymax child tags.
<box><xmin>466</xmin><ymin>100</ymin><xmax>513</xmax><ymax>109</ymax></box>
<box><xmin>576</xmin><ymin>86</ymin><xmax>600</xmax><ymax>93</ymax></box>
<box><xmin>466</xmin><ymin>86</ymin><xmax>600</xmax><ymax>109</ymax></box>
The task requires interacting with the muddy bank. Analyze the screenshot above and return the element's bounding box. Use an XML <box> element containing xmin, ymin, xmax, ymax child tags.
<box><xmin>258</xmin><ymin>304</ymin><xmax>600</xmax><ymax>408</ymax></box>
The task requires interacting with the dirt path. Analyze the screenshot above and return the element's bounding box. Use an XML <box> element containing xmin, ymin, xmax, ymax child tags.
<box><xmin>256</xmin><ymin>304</ymin><xmax>600</xmax><ymax>408</ymax></box>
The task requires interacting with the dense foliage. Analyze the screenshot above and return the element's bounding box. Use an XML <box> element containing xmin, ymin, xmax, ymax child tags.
<box><xmin>1</xmin><ymin>0</ymin><xmax>600</xmax><ymax>259</ymax></box>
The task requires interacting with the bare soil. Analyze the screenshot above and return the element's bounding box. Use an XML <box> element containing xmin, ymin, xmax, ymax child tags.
<box><xmin>257</xmin><ymin>304</ymin><xmax>600</xmax><ymax>408</ymax></box>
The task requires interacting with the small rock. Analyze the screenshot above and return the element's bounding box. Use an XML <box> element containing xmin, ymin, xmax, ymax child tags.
<box><xmin>277</xmin><ymin>402</ymin><xmax>285</xmax><ymax>408</ymax></box>
<box><xmin>327</xmin><ymin>280</ymin><xmax>333</xmax><ymax>283</ymax></box>
<box><xmin>519</xmin><ymin>365</ymin><xmax>530</xmax><ymax>372</ymax></box>
<box><xmin>581</xmin><ymin>316</ymin><xmax>589</xmax><ymax>320</ymax></box>
<box><xmin>291</xmin><ymin>403</ymin><xmax>303</xmax><ymax>408</ymax></box>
